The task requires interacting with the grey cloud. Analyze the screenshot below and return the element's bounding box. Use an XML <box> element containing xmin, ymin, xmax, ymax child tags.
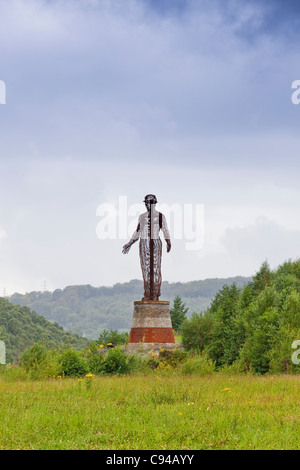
<box><xmin>221</xmin><ymin>218</ymin><xmax>300</xmax><ymax>271</ymax></box>
<box><xmin>0</xmin><ymin>0</ymin><xmax>299</xmax><ymax>168</ymax></box>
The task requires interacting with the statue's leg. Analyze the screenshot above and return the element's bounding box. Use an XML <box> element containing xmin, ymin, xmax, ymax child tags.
<box><xmin>152</xmin><ymin>239</ymin><xmax>162</xmax><ymax>300</ymax></box>
<box><xmin>140</xmin><ymin>240</ymin><xmax>151</xmax><ymax>300</ymax></box>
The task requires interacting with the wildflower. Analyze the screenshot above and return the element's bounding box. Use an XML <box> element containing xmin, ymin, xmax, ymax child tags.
<box><xmin>222</xmin><ymin>388</ymin><xmax>231</xmax><ymax>391</ymax></box>
<box><xmin>86</xmin><ymin>373</ymin><xmax>95</xmax><ymax>378</ymax></box>
<box><xmin>178</xmin><ymin>412</ymin><xmax>183</xmax><ymax>416</ymax></box>
<box><xmin>107</xmin><ymin>343</ymin><xmax>113</xmax><ymax>346</ymax></box>
<box><xmin>99</xmin><ymin>345</ymin><xmax>104</xmax><ymax>349</ymax></box>
<box><xmin>78</xmin><ymin>378</ymin><xmax>83</xmax><ymax>382</ymax></box>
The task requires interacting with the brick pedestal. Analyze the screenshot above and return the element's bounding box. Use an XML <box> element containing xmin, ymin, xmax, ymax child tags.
<box><xmin>127</xmin><ymin>301</ymin><xmax>175</xmax><ymax>352</ymax></box>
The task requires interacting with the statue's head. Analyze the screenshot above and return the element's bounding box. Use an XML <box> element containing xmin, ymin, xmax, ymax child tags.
<box><xmin>144</xmin><ymin>194</ymin><xmax>157</xmax><ymax>211</ymax></box>
<box><xmin>144</xmin><ymin>194</ymin><xmax>157</xmax><ymax>204</ymax></box>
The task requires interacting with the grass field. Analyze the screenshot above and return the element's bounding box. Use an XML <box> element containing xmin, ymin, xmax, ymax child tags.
<box><xmin>0</xmin><ymin>372</ymin><xmax>299</xmax><ymax>450</ymax></box>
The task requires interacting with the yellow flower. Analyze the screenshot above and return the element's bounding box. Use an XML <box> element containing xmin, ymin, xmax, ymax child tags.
<box><xmin>77</xmin><ymin>378</ymin><xmax>83</xmax><ymax>382</ymax></box>
<box><xmin>99</xmin><ymin>344</ymin><xmax>104</xmax><ymax>348</ymax></box>
<box><xmin>222</xmin><ymin>388</ymin><xmax>231</xmax><ymax>391</ymax></box>
<box><xmin>107</xmin><ymin>343</ymin><xmax>113</xmax><ymax>346</ymax></box>
<box><xmin>86</xmin><ymin>373</ymin><xmax>95</xmax><ymax>378</ymax></box>
<box><xmin>178</xmin><ymin>412</ymin><xmax>183</xmax><ymax>416</ymax></box>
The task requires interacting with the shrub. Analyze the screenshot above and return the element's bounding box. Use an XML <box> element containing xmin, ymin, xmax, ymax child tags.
<box><xmin>20</xmin><ymin>343</ymin><xmax>47</xmax><ymax>371</ymax></box>
<box><xmin>181</xmin><ymin>354</ymin><xmax>215</xmax><ymax>376</ymax></box>
<box><xmin>59</xmin><ymin>349</ymin><xmax>88</xmax><ymax>377</ymax></box>
<box><xmin>87</xmin><ymin>351</ymin><xmax>105</xmax><ymax>375</ymax></box>
<box><xmin>97</xmin><ymin>330</ymin><xmax>129</xmax><ymax>347</ymax></box>
<box><xmin>19</xmin><ymin>343</ymin><xmax>61</xmax><ymax>379</ymax></box>
<box><xmin>181</xmin><ymin>313</ymin><xmax>213</xmax><ymax>352</ymax></box>
<box><xmin>158</xmin><ymin>348</ymin><xmax>187</xmax><ymax>367</ymax></box>
<box><xmin>102</xmin><ymin>347</ymin><xmax>133</xmax><ymax>375</ymax></box>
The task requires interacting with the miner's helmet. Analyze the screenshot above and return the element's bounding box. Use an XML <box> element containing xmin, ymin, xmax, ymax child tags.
<box><xmin>144</xmin><ymin>194</ymin><xmax>157</xmax><ymax>204</ymax></box>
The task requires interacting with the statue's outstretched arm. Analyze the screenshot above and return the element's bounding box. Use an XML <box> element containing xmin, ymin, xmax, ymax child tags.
<box><xmin>122</xmin><ymin>221</ymin><xmax>141</xmax><ymax>254</ymax></box>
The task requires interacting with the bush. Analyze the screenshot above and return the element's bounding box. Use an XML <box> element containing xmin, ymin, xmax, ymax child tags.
<box><xmin>102</xmin><ymin>347</ymin><xmax>134</xmax><ymax>375</ymax></box>
<box><xmin>20</xmin><ymin>343</ymin><xmax>47</xmax><ymax>371</ymax></box>
<box><xmin>19</xmin><ymin>343</ymin><xmax>61</xmax><ymax>379</ymax></box>
<box><xmin>181</xmin><ymin>313</ymin><xmax>213</xmax><ymax>352</ymax></box>
<box><xmin>59</xmin><ymin>349</ymin><xmax>88</xmax><ymax>377</ymax></box>
<box><xmin>97</xmin><ymin>330</ymin><xmax>129</xmax><ymax>347</ymax></box>
<box><xmin>87</xmin><ymin>351</ymin><xmax>106</xmax><ymax>375</ymax></box>
<box><xmin>181</xmin><ymin>354</ymin><xmax>215</xmax><ymax>376</ymax></box>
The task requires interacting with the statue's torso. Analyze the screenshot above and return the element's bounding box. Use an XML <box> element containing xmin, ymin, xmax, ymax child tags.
<box><xmin>139</xmin><ymin>211</ymin><xmax>162</xmax><ymax>240</ymax></box>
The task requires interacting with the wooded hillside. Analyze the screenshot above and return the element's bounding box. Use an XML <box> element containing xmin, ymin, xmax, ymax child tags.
<box><xmin>8</xmin><ymin>277</ymin><xmax>251</xmax><ymax>338</ymax></box>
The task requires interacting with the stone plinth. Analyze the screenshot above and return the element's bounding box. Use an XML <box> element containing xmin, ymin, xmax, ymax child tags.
<box><xmin>127</xmin><ymin>301</ymin><xmax>175</xmax><ymax>352</ymax></box>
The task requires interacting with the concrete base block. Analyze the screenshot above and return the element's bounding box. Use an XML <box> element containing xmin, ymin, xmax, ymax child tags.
<box><xmin>128</xmin><ymin>300</ymin><xmax>175</xmax><ymax>351</ymax></box>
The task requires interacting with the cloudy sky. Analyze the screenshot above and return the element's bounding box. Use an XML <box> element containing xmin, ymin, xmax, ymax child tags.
<box><xmin>1</xmin><ymin>0</ymin><xmax>300</xmax><ymax>294</ymax></box>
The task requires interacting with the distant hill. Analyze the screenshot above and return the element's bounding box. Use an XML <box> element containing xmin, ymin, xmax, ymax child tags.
<box><xmin>0</xmin><ymin>297</ymin><xmax>88</xmax><ymax>363</ymax></box>
<box><xmin>8</xmin><ymin>277</ymin><xmax>252</xmax><ymax>339</ymax></box>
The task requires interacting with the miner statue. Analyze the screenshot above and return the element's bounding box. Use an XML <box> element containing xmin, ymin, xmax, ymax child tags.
<box><xmin>122</xmin><ymin>194</ymin><xmax>171</xmax><ymax>301</ymax></box>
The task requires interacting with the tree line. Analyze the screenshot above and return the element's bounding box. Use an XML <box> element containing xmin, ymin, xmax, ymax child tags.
<box><xmin>180</xmin><ymin>260</ymin><xmax>300</xmax><ymax>374</ymax></box>
<box><xmin>8</xmin><ymin>277</ymin><xmax>251</xmax><ymax>338</ymax></box>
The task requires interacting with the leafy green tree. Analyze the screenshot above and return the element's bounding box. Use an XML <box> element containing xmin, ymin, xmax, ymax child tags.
<box><xmin>170</xmin><ymin>296</ymin><xmax>189</xmax><ymax>332</ymax></box>
<box><xmin>207</xmin><ymin>284</ymin><xmax>242</xmax><ymax>367</ymax></box>
<box><xmin>181</xmin><ymin>313</ymin><xmax>213</xmax><ymax>352</ymax></box>
<box><xmin>97</xmin><ymin>329</ymin><xmax>129</xmax><ymax>346</ymax></box>
<box><xmin>252</xmin><ymin>260</ymin><xmax>272</xmax><ymax>294</ymax></box>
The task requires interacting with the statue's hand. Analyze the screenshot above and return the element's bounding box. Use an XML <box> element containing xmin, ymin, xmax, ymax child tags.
<box><xmin>122</xmin><ymin>243</ymin><xmax>131</xmax><ymax>254</ymax></box>
<box><xmin>166</xmin><ymin>240</ymin><xmax>171</xmax><ymax>253</ymax></box>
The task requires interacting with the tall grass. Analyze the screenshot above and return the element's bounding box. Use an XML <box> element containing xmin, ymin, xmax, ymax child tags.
<box><xmin>0</xmin><ymin>372</ymin><xmax>299</xmax><ymax>450</ymax></box>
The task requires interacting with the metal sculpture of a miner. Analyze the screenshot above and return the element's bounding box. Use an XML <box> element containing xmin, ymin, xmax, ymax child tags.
<box><xmin>122</xmin><ymin>194</ymin><xmax>171</xmax><ymax>301</ymax></box>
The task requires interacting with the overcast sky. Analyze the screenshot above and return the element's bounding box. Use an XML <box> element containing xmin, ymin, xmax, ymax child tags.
<box><xmin>1</xmin><ymin>0</ymin><xmax>300</xmax><ymax>294</ymax></box>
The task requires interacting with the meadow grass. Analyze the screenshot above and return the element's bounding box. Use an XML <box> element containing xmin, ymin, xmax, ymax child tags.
<box><xmin>0</xmin><ymin>371</ymin><xmax>299</xmax><ymax>450</ymax></box>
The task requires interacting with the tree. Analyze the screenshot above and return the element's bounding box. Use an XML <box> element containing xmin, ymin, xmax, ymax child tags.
<box><xmin>170</xmin><ymin>296</ymin><xmax>188</xmax><ymax>332</ymax></box>
<box><xmin>181</xmin><ymin>313</ymin><xmax>213</xmax><ymax>351</ymax></box>
<box><xmin>207</xmin><ymin>283</ymin><xmax>242</xmax><ymax>367</ymax></box>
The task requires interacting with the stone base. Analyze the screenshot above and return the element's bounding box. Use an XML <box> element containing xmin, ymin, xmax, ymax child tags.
<box><xmin>126</xmin><ymin>342</ymin><xmax>177</xmax><ymax>354</ymax></box>
<box><xmin>128</xmin><ymin>300</ymin><xmax>175</xmax><ymax>351</ymax></box>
